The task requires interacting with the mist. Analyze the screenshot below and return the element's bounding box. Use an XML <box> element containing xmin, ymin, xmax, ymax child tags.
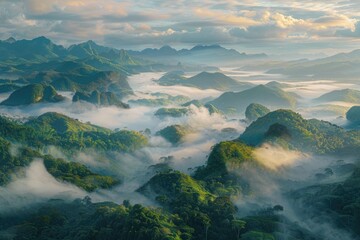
<box><xmin>232</xmin><ymin>143</ymin><xmax>357</xmax><ymax>240</ymax></box>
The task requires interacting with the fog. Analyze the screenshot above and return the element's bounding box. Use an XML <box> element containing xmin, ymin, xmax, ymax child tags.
<box><xmin>0</xmin><ymin>160</ymin><xmax>85</xmax><ymax>213</ymax></box>
<box><xmin>232</xmin><ymin>143</ymin><xmax>357</xmax><ymax>240</ymax></box>
<box><xmin>1</xmin><ymin>68</ymin><xmax>360</xmax><ymax>239</ymax></box>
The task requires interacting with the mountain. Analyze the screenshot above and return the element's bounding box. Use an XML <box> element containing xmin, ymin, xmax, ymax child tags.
<box><xmin>314</xmin><ymin>89</ymin><xmax>360</xmax><ymax>103</ymax></box>
<box><xmin>245</xmin><ymin>103</ymin><xmax>270</xmax><ymax>122</ymax></box>
<box><xmin>20</xmin><ymin>71</ymin><xmax>133</xmax><ymax>99</ymax></box>
<box><xmin>208</xmin><ymin>85</ymin><xmax>298</xmax><ymax>113</ymax></box>
<box><xmin>26</xmin><ymin>112</ymin><xmax>108</xmax><ymax>134</ymax></box>
<box><xmin>157</xmin><ymin>71</ymin><xmax>253</xmax><ymax>91</ymax></box>
<box><xmin>156</xmin><ymin>71</ymin><xmax>187</xmax><ymax>86</ymax></box>
<box><xmin>265</xmin><ymin>81</ymin><xmax>291</xmax><ymax>89</ymax></box>
<box><xmin>8</xmin><ymin>112</ymin><xmax>148</xmax><ymax>152</ymax></box>
<box><xmin>0</xmin><ymin>36</ymin><xmax>67</xmax><ymax>63</ymax></box>
<box><xmin>267</xmin><ymin>49</ymin><xmax>360</xmax><ymax>79</ymax></box>
<box><xmin>289</xmin><ymin>167</ymin><xmax>360</xmax><ymax>237</ymax></box>
<box><xmin>185</xmin><ymin>72</ymin><xmax>253</xmax><ymax>91</ymax></box>
<box><xmin>154</xmin><ymin>108</ymin><xmax>188</xmax><ymax>118</ymax></box>
<box><xmin>1</xmin><ymin>84</ymin><xmax>65</xmax><ymax>106</ymax></box>
<box><xmin>0</xmin><ymin>37</ymin><xmax>152</xmax><ymax>75</ymax></box>
<box><xmin>156</xmin><ymin>124</ymin><xmax>190</xmax><ymax>144</ymax></box>
<box><xmin>68</xmin><ymin>40</ymin><xmax>113</xmax><ymax>59</ymax></box>
<box><xmin>129</xmin><ymin>94</ymin><xmax>190</xmax><ymax>107</ymax></box>
<box><xmin>137</xmin><ymin>45</ymin><xmax>178</xmax><ymax>57</ymax></box>
<box><xmin>239</xmin><ymin>109</ymin><xmax>360</xmax><ymax>154</ymax></box>
<box><xmin>138</xmin><ymin>171</ymin><xmax>213</xmax><ymax>205</ymax></box>
<box><xmin>44</xmin><ymin>156</ymin><xmax>120</xmax><ymax>192</ymax></box>
<box><xmin>195</xmin><ymin>141</ymin><xmax>254</xmax><ymax>181</ymax></box>
<box><xmin>346</xmin><ymin>106</ymin><xmax>360</xmax><ymax>123</ymax></box>
<box><xmin>129</xmin><ymin>44</ymin><xmax>267</xmax><ymax>66</ymax></box>
<box><xmin>73</xmin><ymin>90</ymin><xmax>130</xmax><ymax>108</ymax></box>
<box><xmin>0</xmin><ymin>83</ymin><xmax>20</xmax><ymax>93</ymax></box>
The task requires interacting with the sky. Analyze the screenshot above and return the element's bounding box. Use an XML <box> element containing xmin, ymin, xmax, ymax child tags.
<box><xmin>0</xmin><ymin>0</ymin><xmax>360</xmax><ymax>56</ymax></box>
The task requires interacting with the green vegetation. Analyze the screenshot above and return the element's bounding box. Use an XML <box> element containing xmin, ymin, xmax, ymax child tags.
<box><xmin>182</xmin><ymin>100</ymin><xmax>222</xmax><ymax>115</ymax></box>
<box><xmin>204</xmin><ymin>104</ymin><xmax>222</xmax><ymax>115</ymax></box>
<box><xmin>195</xmin><ymin>141</ymin><xmax>254</xmax><ymax>182</ymax></box>
<box><xmin>43</xmin><ymin>157</ymin><xmax>120</xmax><ymax>191</ymax></box>
<box><xmin>0</xmin><ymin>200</ymin><xmax>183</xmax><ymax>240</ymax></box>
<box><xmin>138</xmin><ymin>170</ymin><xmax>214</xmax><ymax>205</ymax></box>
<box><xmin>239</xmin><ymin>109</ymin><xmax>355</xmax><ymax>154</ymax></box>
<box><xmin>245</xmin><ymin>103</ymin><xmax>270</xmax><ymax>121</ymax></box>
<box><xmin>208</xmin><ymin>85</ymin><xmax>297</xmax><ymax>113</ymax></box>
<box><xmin>315</xmin><ymin>89</ymin><xmax>360</xmax><ymax>103</ymax></box>
<box><xmin>158</xmin><ymin>71</ymin><xmax>252</xmax><ymax>91</ymax></box>
<box><xmin>21</xmin><ymin>71</ymin><xmax>134</xmax><ymax>99</ymax></box>
<box><xmin>155</xmin><ymin>108</ymin><xmax>188</xmax><ymax>118</ymax></box>
<box><xmin>0</xmin><ymin>137</ymin><xmax>40</xmax><ymax>185</ymax></box>
<box><xmin>129</xmin><ymin>94</ymin><xmax>190</xmax><ymax>107</ymax></box>
<box><xmin>26</xmin><ymin>112</ymin><xmax>108</xmax><ymax>134</ymax></box>
<box><xmin>182</xmin><ymin>99</ymin><xmax>203</xmax><ymax>108</ymax></box>
<box><xmin>157</xmin><ymin>125</ymin><xmax>191</xmax><ymax>144</ymax></box>
<box><xmin>0</xmin><ymin>136</ymin><xmax>119</xmax><ymax>191</ymax></box>
<box><xmin>289</xmin><ymin>167</ymin><xmax>360</xmax><ymax>237</ymax></box>
<box><xmin>73</xmin><ymin>90</ymin><xmax>129</xmax><ymax>108</ymax></box>
<box><xmin>346</xmin><ymin>106</ymin><xmax>360</xmax><ymax>123</ymax></box>
<box><xmin>0</xmin><ymin>83</ymin><xmax>20</xmax><ymax>93</ymax></box>
<box><xmin>157</xmin><ymin>71</ymin><xmax>187</xmax><ymax>86</ymax></box>
<box><xmin>1</xmin><ymin>84</ymin><xmax>65</xmax><ymax>106</ymax></box>
<box><xmin>0</xmin><ymin>112</ymin><xmax>148</xmax><ymax>153</ymax></box>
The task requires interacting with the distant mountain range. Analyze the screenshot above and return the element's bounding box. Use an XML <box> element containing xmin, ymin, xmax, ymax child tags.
<box><xmin>208</xmin><ymin>84</ymin><xmax>298</xmax><ymax>113</ymax></box>
<box><xmin>266</xmin><ymin>49</ymin><xmax>360</xmax><ymax>80</ymax></box>
<box><xmin>128</xmin><ymin>44</ymin><xmax>267</xmax><ymax>66</ymax></box>
<box><xmin>314</xmin><ymin>89</ymin><xmax>360</xmax><ymax>104</ymax></box>
<box><xmin>157</xmin><ymin>71</ymin><xmax>254</xmax><ymax>91</ymax></box>
<box><xmin>0</xmin><ymin>37</ymin><xmax>266</xmax><ymax>76</ymax></box>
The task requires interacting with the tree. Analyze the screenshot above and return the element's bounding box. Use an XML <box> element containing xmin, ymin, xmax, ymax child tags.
<box><xmin>231</xmin><ymin>219</ymin><xmax>246</xmax><ymax>240</ymax></box>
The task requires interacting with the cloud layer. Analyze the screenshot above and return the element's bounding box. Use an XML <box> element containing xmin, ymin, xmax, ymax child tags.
<box><xmin>0</xmin><ymin>0</ymin><xmax>359</xmax><ymax>54</ymax></box>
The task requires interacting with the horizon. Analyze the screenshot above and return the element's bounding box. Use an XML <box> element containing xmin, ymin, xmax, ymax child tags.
<box><xmin>2</xmin><ymin>34</ymin><xmax>359</xmax><ymax>60</ymax></box>
<box><xmin>1</xmin><ymin>0</ymin><xmax>359</xmax><ymax>58</ymax></box>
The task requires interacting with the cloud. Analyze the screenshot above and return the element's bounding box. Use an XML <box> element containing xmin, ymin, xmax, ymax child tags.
<box><xmin>252</xmin><ymin>144</ymin><xmax>307</xmax><ymax>170</ymax></box>
<box><xmin>0</xmin><ymin>0</ymin><xmax>359</xmax><ymax>53</ymax></box>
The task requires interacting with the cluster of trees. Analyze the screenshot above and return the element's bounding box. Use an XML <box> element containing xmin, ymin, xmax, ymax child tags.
<box><xmin>0</xmin><ymin>113</ymin><xmax>148</xmax><ymax>153</ymax></box>
<box><xmin>240</xmin><ymin>109</ymin><xmax>360</xmax><ymax>155</ymax></box>
<box><xmin>44</xmin><ymin>156</ymin><xmax>120</xmax><ymax>192</ymax></box>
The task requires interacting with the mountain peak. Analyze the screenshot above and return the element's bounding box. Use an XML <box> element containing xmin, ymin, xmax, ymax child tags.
<box><xmin>4</xmin><ymin>37</ymin><xmax>16</xmax><ymax>43</ymax></box>
<box><xmin>191</xmin><ymin>44</ymin><xmax>223</xmax><ymax>51</ymax></box>
<box><xmin>32</xmin><ymin>36</ymin><xmax>52</xmax><ymax>44</ymax></box>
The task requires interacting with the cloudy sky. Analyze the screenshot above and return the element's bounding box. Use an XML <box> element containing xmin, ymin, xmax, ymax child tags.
<box><xmin>1</xmin><ymin>0</ymin><xmax>359</xmax><ymax>56</ymax></box>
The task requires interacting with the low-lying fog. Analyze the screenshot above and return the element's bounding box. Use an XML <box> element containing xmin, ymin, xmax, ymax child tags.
<box><xmin>0</xmin><ymin>68</ymin><xmax>359</xmax><ymax>211</ymax></box>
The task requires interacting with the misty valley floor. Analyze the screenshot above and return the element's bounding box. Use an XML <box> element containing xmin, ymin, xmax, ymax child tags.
<box><xmin>0</xmin><ymin>39</ymin><xmax>360</xmax><ymax>240</ymax></box>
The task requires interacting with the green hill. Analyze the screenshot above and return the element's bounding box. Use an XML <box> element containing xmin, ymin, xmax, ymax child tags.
<box><xmin>154</xmin><ymin>108</ymin><xmax>188</xmax><ymax>118</ymax></box>
<box><xmin>138</xmin><ymin>170</ymin><xmax>214</xmax><ymax>205</ymax></box>
<box><xmin>239</xmin><ymin>109</ymin><xmax>350</xmax><ymax>154</ymax></box>
<box><xmin>157</xmin><ymin>71</ymin><xmax>253</xmax><ymax>91</ymax></box>
<box><xmin>314</xmin><ymin>89</ymin><xmax>360</xmax><ymax>103</ymax></box>
<box><xmin>195</xmin><ymin>141</ymin><xmax>254</xmax><ymax>181</ymax></box>
<box><xmin>44</xmin><ymin>156</ymin><xmax>120</xmax><ymax>192</ymax></box>
<box><xmin>185</xmin><ymin>72</ymin><xmax>252</xmax><ymax>91</ymax></box>
<box><xmin>346</xmin><ymin>106</ymin><xmax>360</xmax><ymax>123</ymax></box>
<box><xmin>289</xmin><ymin>167</ymin><xmax>360</xmax><ymax>236</ymax></box>
<box><xmin>129</xmin><ymin>94</ymin><xmax>190</xmax><ymax>107</ymax></box>
<box><xmin>156</xmin><ymin>125</ymin><xmax>190</xmax><ymax>144</ymax></box>
<box><xmin>245</xmin><ymin>103</ymin><xmax>270</xmax><ymax>121</ymax></box>
<box><xmin>0</xmin><ymin>36</ymin><xmax>67</xmax><ymax>63</ymax></box>
<box><xmin>22</xmin><ymin>71</ymin><xmax>133</xmax><ymax>99</ymax></box>
<box><xmin>0</xmin><ymin>84</ymin><xmax>65</xmax><ymax>106</ymax></box>
<box><xmin>73</xmin><ymin>90</ymin><xmax>130</xmax><ymax>108</ymax></box>
<box><xmin>208</xmin><ymin>85</ymin><xmax>297</xmax><ymax>113</ymax></box>
<box><xmin>26</xmin><ymin>112</ymin><xmax>108</xmax><ymax>134</ymax></box>
<box><xmin>0</xmin><ymin>83</ymin><xmax>20</xmax><ymax>93</ymax></box>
